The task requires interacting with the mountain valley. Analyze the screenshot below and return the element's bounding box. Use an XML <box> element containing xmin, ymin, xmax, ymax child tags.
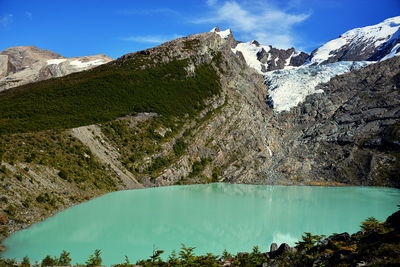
<box><xmin>0</xmin><ymin>15</ymin><xmax>399</xmax><ymax>249</ymax></box>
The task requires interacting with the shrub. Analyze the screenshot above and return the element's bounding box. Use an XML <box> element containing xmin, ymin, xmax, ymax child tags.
<box><xmin>15</xmin><ymin>174</ymin><xmax>23</xmax><ymax>181</ymax></box>
<box><xmin>21</xmin><ymin>256</ymin><xmax>30</xmax><ymax>267</ymax></box>
<box><xmin>41</xmin><ymin>256</ymin><xmax>57</xmax><ymax>267</ymax></box>
<box><xmin>296</xmin><ymin>232</ymin><xmax>326</xmax><ymax>252</ymax></box>
<box><xmin>86</xmin><ymin>249</ymin><xmax>102</xmax><ymax>267</ymax></box>
<box><xmin>360</xmin><ymin>217</ymin><xmax>389</xmax><ymax>234</ymax></box>
<box><xmin>190</xmin><ymin>157</ymin><xmax>211</xmax><ymax>177</ymax></box>
<box><xmin>58</xmin><ymin>250</ymin><xmax>71</xmax><ymax>266</ymax></box>
<box><xmin>58</xmin><ymin>170</ymin><xmax>68</xmax><ymax>181</ymax></box>
<box><xmin>173</xmin><ymin>138</ymin><xmax>187</xmax><ymax>157</ymax></box>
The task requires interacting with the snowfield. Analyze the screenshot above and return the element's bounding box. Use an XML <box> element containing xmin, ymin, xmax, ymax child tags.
<box><xmin>231</xmin><ymin>41</ymin><xmax>270</xmax><ymax>74</ymax></box>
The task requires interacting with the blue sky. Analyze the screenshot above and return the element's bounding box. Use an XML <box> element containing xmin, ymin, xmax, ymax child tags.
<box><xmin>1</xmin><ymin>0</ymin><xmax>399</xmax><ymax>58</ymax></box>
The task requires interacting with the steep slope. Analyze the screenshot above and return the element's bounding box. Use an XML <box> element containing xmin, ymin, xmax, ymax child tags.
<box><xmin>308</xmin><ymin>16</ymin><xmax>400</xmax><ymax>64</ymax></box>
<box><xmin>0</xmin><ymin>46</ymin><xmax>112</xmax><ymax>91</ymax></box>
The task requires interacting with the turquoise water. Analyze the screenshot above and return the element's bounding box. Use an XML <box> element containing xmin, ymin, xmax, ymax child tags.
<box><xmin>2</xmin><ymin>184</ymin><xmax>399</xmax><ymax>265</ymax></box>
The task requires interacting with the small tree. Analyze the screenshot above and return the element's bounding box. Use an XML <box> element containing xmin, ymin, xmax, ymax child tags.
<box><xmin>168</xmin><ymin>250</ymin><xmax>179</xmax><ymax>265</ymax></box>
<box><xmin>58</xmin><ymin>250</ymin><xmax>72</xmax><ymax>266</ymax></box>
<box><xmin>41</xmin><ymin>255</ymin><xmax>57</xmax><ymax>267</ymax></box>
<box><xmin>296</xmin><ymin>232</ymin><xmax>326</xmax><ymax>252</ymax></box>
<box><xmin>86</xmin><ymin>249</ymin><xmax>102</xmax><ymax>267</ymax></box>
<box><xmin>150</xmin><ymin>245</ymin><xmax>164</xmax><ymax>263</ymax></box>
<box><xmin>221</xmin><ymin>249</ymin><xmax>232</xmax><ymax>259</ymax></box>
<box><xmin>21</xmin><ymin>256</ymin><xmax>30</xmax><ymax>267</ymax></box>
<box><xmin>178</xmin><ymin>244</ymin><xmax>196</xmax><ymax>263</ymax></box>
<box><xmin>360</xmin><ymin>217</ymin><xmax>388</xmax><ymax>233</ymax></box>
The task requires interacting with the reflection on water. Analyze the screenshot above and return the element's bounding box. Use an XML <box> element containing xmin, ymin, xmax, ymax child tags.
<box><xmin>2</xmin><ymin>183</ymin><xmax>399</xmax><ymax>265</ymax></box>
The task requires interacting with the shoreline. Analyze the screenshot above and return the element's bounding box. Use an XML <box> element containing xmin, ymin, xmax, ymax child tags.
<box><xmin>1</xmin><ymin>181</ymin><xmax>399</xmax><ymax>256</ymax></box>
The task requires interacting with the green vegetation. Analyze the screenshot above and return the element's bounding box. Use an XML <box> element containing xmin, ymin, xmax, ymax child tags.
<box><xmin>189</xmin><ymin>157</ymin><xmax>211</xmax><ymax>177</ymax></box>
<box><xmin>0</xmin><ymin>130</ymin><xmax>116</xmax><ymax>189</ymax></box>
<box><xmin>86</xmin><ymin>249</ymin><xmax>102</xmax><ymax>267</ymax></box>
<box><xmin>0</xmin><ymin>53</ymin><xmax>221</xmax><ymax>135</ymax></box>
<box><xmin>172</xmin><ymin>138</ymin><xmax>187</xmax><ymax>157</ymax></box>
<box><xmin>40</xmin><ymin>250</ymin><xmax>72</xmax><ymax>267</ymax></box>
<box><xmin>20</xmin><ymin>257</ymin><xmax>30</xmax><ymax>267</ymax></box>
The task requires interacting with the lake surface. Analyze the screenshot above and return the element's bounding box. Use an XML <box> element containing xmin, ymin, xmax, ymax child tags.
<box><xmin>2</xmin><ymin>183</ymin><xmax>399</xmax><ymax>265</ymax></box>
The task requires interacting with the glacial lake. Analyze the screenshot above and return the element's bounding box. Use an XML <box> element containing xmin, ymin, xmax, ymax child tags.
<box><xmin>2</xmin><ymin>183</ymin><xmax>399</xmax><ymax>265</ymax></box>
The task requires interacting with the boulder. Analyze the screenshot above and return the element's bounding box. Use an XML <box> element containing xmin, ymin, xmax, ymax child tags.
<box><xmin>270</xmin><ymin>242</ymin><xmax>278</xmax><ymax>252</ymax></box>
<box><xmin>269</xmin><ymin>243</ymin><xmax>291</xmax><ymax>258</ymax></box>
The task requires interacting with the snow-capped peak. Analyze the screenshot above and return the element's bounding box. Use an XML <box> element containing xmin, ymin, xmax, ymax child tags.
<box><xmin>308</xmin><ymin>16</ymin><xmax>400</xmax><ymax>64</ymax></box>
<box><xmin>231</xmin><ymin>41</ymin><xmax>271</xmax><ymax>74</ymax></box>
<box><xmin>231</xmin><ymin>40</ymin><xmax>308</xmax><ymax>74</ymax></box>
<box><xmin>210</xmin><ymin>27</ymin><xmax>232</xmax><ymax>39</ymax></box>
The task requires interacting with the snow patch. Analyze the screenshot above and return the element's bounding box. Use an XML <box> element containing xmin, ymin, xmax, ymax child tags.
<box><xmin>69</xmin><ymin>59</ymin><xmax>105</xmax><ymax>69</ymax></box>
<box><xmin>47</xmin><ymin>59</ymin><xmax>67</xmax><ymax>65</ymax></box>
<box><xmin>265</xmin><ymin>61</ymin><xmax>371</xmax><ymax>112</ymax></box>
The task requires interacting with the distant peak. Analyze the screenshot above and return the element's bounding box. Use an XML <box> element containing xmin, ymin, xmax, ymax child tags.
<box><xmin>210</xmin><ymin>27</ymin><xmax>232</xmax><ymax>39</ymax></box>
<box><xmin>210</xmin><ymin>27</ymin><xmax>221</xmax><ymax>32</ymax></box>
<box><xmin>250</xmin><ymin>40</ymin><xmax>260</xmax><ymax>46</ymax></box>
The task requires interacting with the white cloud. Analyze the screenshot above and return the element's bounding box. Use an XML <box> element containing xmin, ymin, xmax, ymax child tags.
<box><xmin>121</xmin><ymin>34</ymin><xmax>183</xmax><ymax>44</ymax></box>
<box><xmin>0</xmin><ymin>14</ymin><xmax>13</xmax><ymax>29</ymax></box>
<box><xmin>195</xmin><ymin>1</ymin><xmax>310</xmax><ymax>48</ymax></box>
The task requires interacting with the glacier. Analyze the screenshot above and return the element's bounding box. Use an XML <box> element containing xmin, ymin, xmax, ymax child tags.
<box><xmin>264</xmin><ymin>61</ymin><xmax>371</xmax><ymax>112</ymax></box>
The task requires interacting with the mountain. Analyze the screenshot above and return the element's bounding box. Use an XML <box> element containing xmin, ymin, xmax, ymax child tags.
<box><xmin>308</xmin><ymin>16</ymin><xmax>400</xmax><ymax>64</ymax></box>
<box><xmin>0</xmin><ymin>46</ymin><xmax>113</xmax><ymax>91</ymax></box>
<box><xmin>211</xmin><ymin>27</ymin><xmax>309</xmax><ymax>74</ymax></box>
<box><xmin>0</xmin><ymin>18</ymin><xmax>399</xmax><ymax>242</ymax></box>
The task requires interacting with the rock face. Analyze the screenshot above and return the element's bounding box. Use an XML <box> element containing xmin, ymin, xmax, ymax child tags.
<box><xmin>307</xmin><ymin>16</ymin><xmax>400</xmax><ymax>64</ymax></box>
<box><xmin>0</xmin><ymin>46</ymin><xmax>64</xmax><ymax>71</ymax></box>
<box><xmin>0</xmin><ymin>46</ymin><xmax>113</xmax><ymax>91</ymax></box>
